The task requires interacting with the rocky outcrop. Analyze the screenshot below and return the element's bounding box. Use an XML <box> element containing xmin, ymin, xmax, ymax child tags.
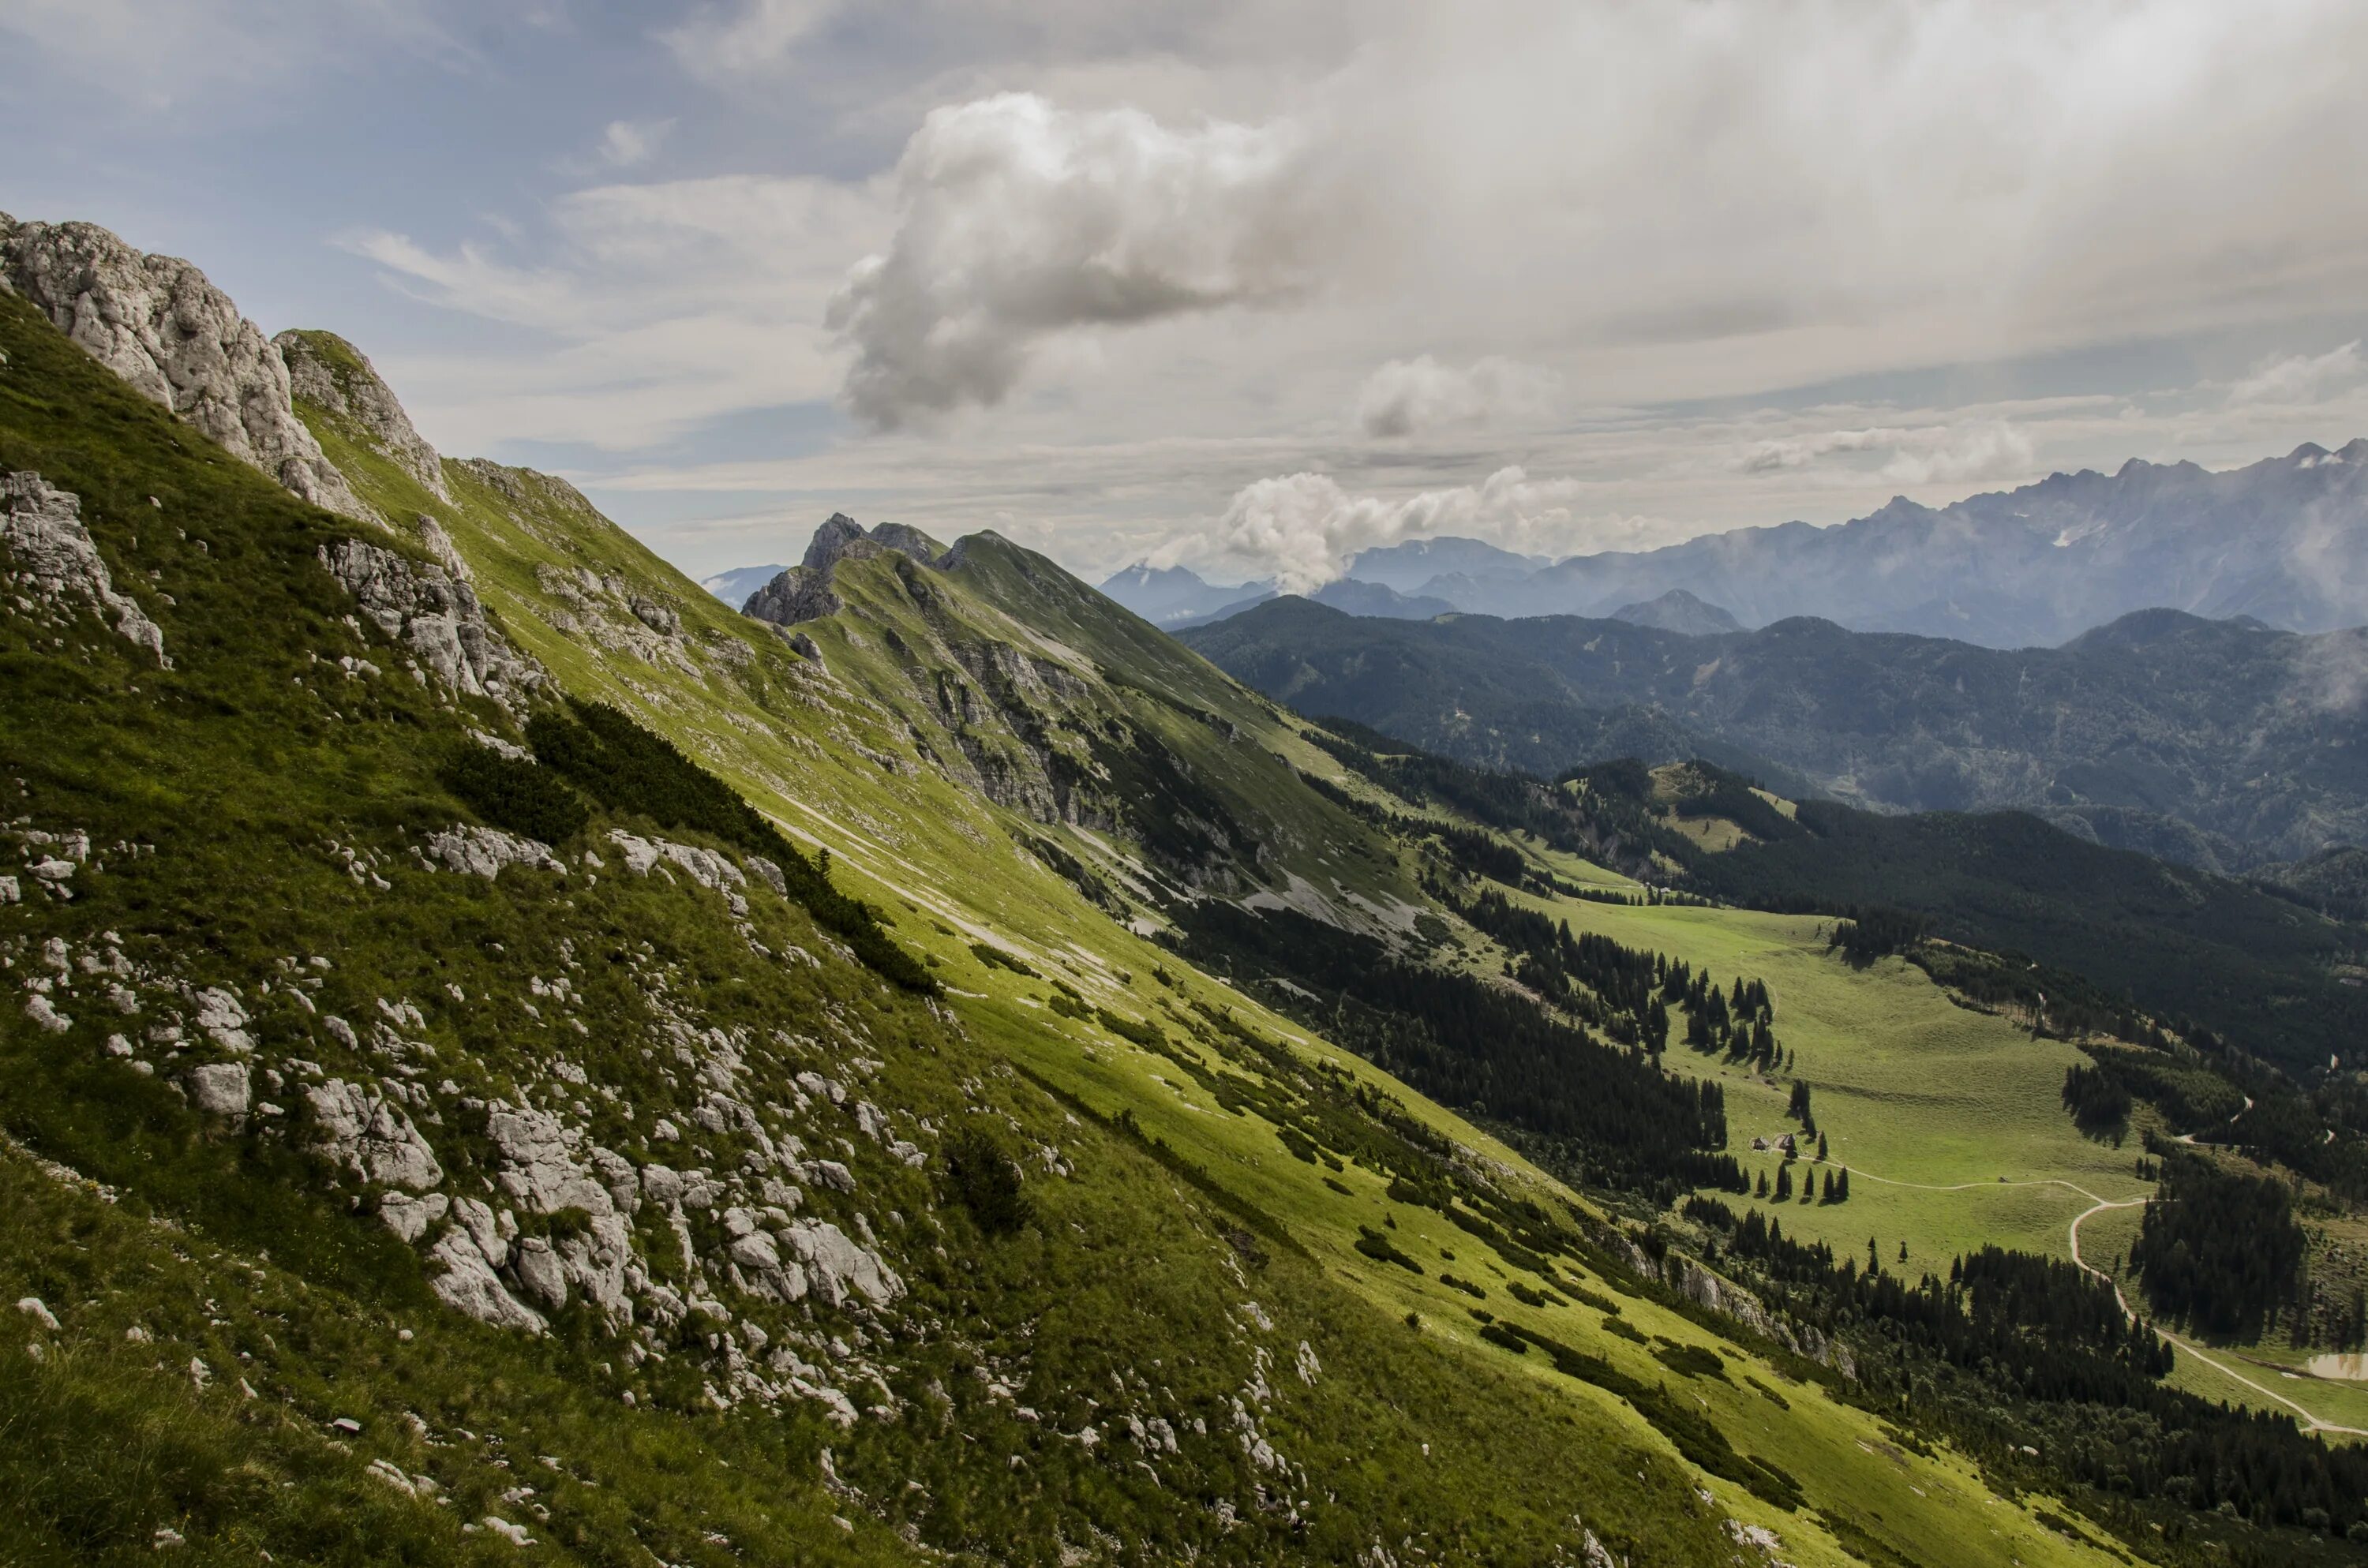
<box><xmin>319</xmin><ymin>538</ymin><xmax>543</xmax><ymax>708</ymax></box>
<box><xmin>869</xmin><ymin>522</ymin><xmax>948</xmax><ymax>565</ymax></box>
<box><xmin>743</xmin><ymin>566</ymin><xmax>841</xmax><ymax>627</ymax></box>
<box><xmin>1</xmin><ymin>472</ymin><xmax>168</xmax><ymax>664</ymax></box>
<box><xmin>275</xmin><ymin>330</ymin><xmax>449</xmax><ymax>500</ymax></box>
<box><xmin>0</xmin><ymin>215</ymin><xmax>369</xmax><ymax>522</ymax></box>
<box><xmin>741</xmin><ymin>513</ymin><xmax>948</xmax><ymax>630</ymax></box>
<box><xmin>424</xmin><ymin>825</ymin><xmax>564</xmax><ymax>878</ymax></box>
<box><xmin>305</xmin><ymin>1079</ymin><xmax>444</xmax><ymax>1190</ymax></box>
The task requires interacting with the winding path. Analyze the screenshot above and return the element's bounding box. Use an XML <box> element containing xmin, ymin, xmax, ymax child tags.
<box><xmin>1834</xmin><ymin>1165</ymin><xmax>2368</xmax><ymax>1436</ymax></box>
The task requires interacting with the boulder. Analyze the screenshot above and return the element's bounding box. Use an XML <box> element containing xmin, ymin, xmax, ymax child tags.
<box><xmin>185</xmin><ymin>1061</ymin><xmax>250</xmax><ymax>1117</ymax></box>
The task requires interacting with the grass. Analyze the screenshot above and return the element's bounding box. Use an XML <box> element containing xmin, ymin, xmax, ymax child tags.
<box><xmin>0</xmin><ymin>294</ymin><xmax>2171</xmax><ymax>1564</ymax></box>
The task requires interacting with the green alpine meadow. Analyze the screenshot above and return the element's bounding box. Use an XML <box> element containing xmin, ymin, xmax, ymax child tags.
<box><xmin>7</xmin><ymin>20</ymin><xmax>2368</xmax><ymax>1562</ymax></box>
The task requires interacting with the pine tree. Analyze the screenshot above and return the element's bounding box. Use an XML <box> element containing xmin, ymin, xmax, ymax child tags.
<box><xmin>1755</xmin><ymin>1169</ymin><xmax>1770</xmax><ymax>1199</ymax></box>
<box><xmin>1816</xmin><ymin>1131</ymin><xmax>1830</xmax><ymax>1162</ymax></box>
<box><xmin>1838</xmin><ymin>1167</ymin><xmax>1851</xmax><ymax>1201</ymax></box>
<box><xmin>1774</xmin><ymin>1165</ymin><xmax>1793</xmax><ymax>1202</ymax></box>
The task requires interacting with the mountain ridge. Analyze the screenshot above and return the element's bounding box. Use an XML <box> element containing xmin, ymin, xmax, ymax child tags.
<box><xmin>1182</xmin><ymin>594</ymin><xmax>2368</xmax><ymax>867</ymax></box>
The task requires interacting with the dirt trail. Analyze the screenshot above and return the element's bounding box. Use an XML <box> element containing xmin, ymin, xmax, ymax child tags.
<box><xmin>1834</xmin><ymin>1164</ymin><xmax>2368</xmax><ymax>1436</ymax></box>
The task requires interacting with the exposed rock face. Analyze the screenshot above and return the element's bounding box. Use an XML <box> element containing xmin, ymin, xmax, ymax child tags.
<box><xmin>428</xmin><ymin>1221</ymin><xmax>548</xmax><ymax>1334</ymax></box>
<box><xmin>1</xmin><ymin>472</ymin><xmax>168</xmax><ymax>664</ymax></box>
<box><xmin>868</xmin><ymin>522</ymin><xmax>948</xmax><ymax>565</ymax></box>
<box><xmin>781</xmin><ymin>1218</ymin><xmax>903</xmax><ymax>1307</ymax></box>
<box><xmin>319</xmin><ymin>538</ymin><xmax>543</xmax><ymax>708</ymax></box>
<box><xmin>305</xmin><ymin>1078</ymin><xmax>444</xmax><ymax>1190</ymax></box>
<box><xmin>274</xmin><ymin>330</ymin><xmax>450</xmax><ymax>500</ymax></box>
<box><xmin>742</xmin><ymin>513</ymin><xmax>949</xmax><ymax>630</ymax></box>
<box><xmin>743</xmin><ymin>566</ymin><xmax>841</xmax><ymax>627</ymax></box>
<box><xmin>0</xmin><ymin>215</ymin><xmax>369</xmax><ymax>522</ymax></box>
<box><xmin>802</xmin><ymin>514</ymin><xmax>876</xmax><ymax>573</ymax></box>
<box><xmin>424</xmin><ymin>825</ymin><xmax>564</xmax><ymax>879</ymax></box>
<box><xmin>606</xmin><ymin>830</ymin><xmax>746</xmax><ymax>908</ymax></box>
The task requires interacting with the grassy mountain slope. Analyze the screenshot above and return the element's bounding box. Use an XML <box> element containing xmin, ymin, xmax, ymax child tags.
<box><xmin>0</xmin><ymin>289</ymin><xmax>2162</xmax><ymax>1565</ymax></box>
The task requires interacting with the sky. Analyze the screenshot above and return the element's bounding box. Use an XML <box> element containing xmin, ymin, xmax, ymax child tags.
<box><xmin>6</xmin><ymin>0</ymin><xmax>2368</xmax><ymax>592</ymax></box>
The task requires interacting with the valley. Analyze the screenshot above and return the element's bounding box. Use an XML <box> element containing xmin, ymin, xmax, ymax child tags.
<box><xmin>4</xmin><ymin>212</ymin><xmax>2367</xmax><ymax>1568</ymax></box>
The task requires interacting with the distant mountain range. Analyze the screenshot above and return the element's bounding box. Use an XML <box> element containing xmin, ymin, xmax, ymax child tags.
<box><xmin>1181</xmin><ymin>596</ymin><xmax>2368</xmax><ymax>870</ymax></box>
<box><xmin>1111</xmin><ymin>444</ymin><xmax>2368</xmax><ymax>647</ymax></box>
<box><xmin>1095</xmin><ymin>563</ymin><xmax>1452</xmax><ymax>627</ymax></box>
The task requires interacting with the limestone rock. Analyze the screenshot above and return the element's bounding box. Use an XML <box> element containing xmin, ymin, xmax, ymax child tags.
<box><xmin>319</xmin><ymin>537</ymin><xmax>543</xmax><ymax>708</ymax></box>
<box><xmin>485</xmin><ymin>1104</ymin><xmax>615</xmax><ymax>1216</ymax></box>
<box><xmin>274</xmin><ymin>330</ymin><xmax>450</xmax><ymax>501</ymax></box>
<box><xmin>1</xmin><ymin>472</ymin><xmax>167</xmax><ymax>664</ymax></box>
<box><xmin>0</xmin><ymin>215</ymin><xmax>369</xmax><ymax>522</ymax></box>
<box><xmin>605</xmin><ymin>830</ymin><xmax>745</xmax><ymax>896</ymax></box>
<box><xmin>425</xmin><ymin>825</ymin><xmax>563</xmax><ymax>878</ymax></box>
<box><xmin>511</xmin><ymin>1237</ymin><xmax>569</xmax><ymax>1312</ymax></box>
<box><xmin>742</xmin><ymin>566</ymin><xmax>841</xmax><ymax>627</ymax></box>
<box><xmin>379</xmin><ymin>1190</ymin><xmax>450</xmax><ymax>1244</ymax></box>
<box><xmin>185</xmin><ymin>1061</ymin><xmax>250</xmax><ymax>1117</ymax></box>
<box><xmin>193</xmin><ymin>987</ymin><xmax>253</xmax><ymax>1053</ymax></box>
<box><xmin>427</xmin><ymin>1226</ymin><xmax>546</xmax><ymax>1334</ymax></box>
<box><xmin>305</xmin><ymin>1078</ymin><xmax>444</xmax><ymax>1190</ymax></box>
<box><xmin>781</xmin><ymin>1218</ymin><xmax>902</xmax><ymax>1307</ymax></box>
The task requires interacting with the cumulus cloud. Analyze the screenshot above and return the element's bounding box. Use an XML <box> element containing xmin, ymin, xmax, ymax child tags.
<box><xmin>826</xmin><ymin>92</ymin><xmax>1328</xmax><ymax>428</ymax></box>
<box><xmin>2228</xmin><ymin>340</ymin><xmax>2365</xmax><ymax>406</ymax></box>
<box><xmin>1212</xmin><ymin>466</ymin><xmax>1591</xmax><ymax>593</ymax></box>
<box><xmin>1355</xmin><ymin>355</ymin><xmax>1561</xmax><ymax>437</ymax></box>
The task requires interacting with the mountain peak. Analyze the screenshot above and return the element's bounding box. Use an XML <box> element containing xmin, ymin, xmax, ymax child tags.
<box><xmin>0</xmin><ymin>211</ymin><xmax>371</xmax><ymax>523</ymax></box>
<box><xmin>1609</xmin><ymin>587</ymin><xmax>1744</xmax><ymax>636</ymax></box>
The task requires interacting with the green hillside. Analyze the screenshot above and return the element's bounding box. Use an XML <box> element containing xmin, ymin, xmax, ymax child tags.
<box><xmin>3</xmin><ymin>268</ymin><xmax>2365</xmax><ymax>1568</ymax></box>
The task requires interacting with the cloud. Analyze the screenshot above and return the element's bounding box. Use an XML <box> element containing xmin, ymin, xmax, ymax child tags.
<box><xmin>2228</xmin><ymin>340</ymin><xmax>2365</xmax><ymax>406</ymax></box>
<box><xmin>826</xmin><ymin>92</ymin><xmax>1328</xmax><ymax>428</ymax></box>
<box><xmin>661</xmin><ymin>0</ymin><xmax>838</xmax><ymax>81</ymax></box>
<box><xmin>1211</xmin><ymin>465</ymin><xmax>1594</xmax><ymax>593</ymax></box>
<box><xmin>598</xmin><ymin>118</ymin><xmax>674</xmax><ymax>169</ymax></box>
<box><xmin>1355</xmin><ymin>355</ymin><xmax>1561</xmax><ymax>437</ymax></box>
<box><xmin>1735</xmin><ymin>428</ymin><xmax>1894</xmax><ymax>473</ymax></box>
<box><xmin>0</xmin><ymin>0</ymin><xmax>477</xmax><ymax>110</ymax></box>
<box><xmin>1733</xmin><ymin>421</ymin><xmax>2036</xmax><ymax>487</ymax></box>
<box><xmin>339</xmin><ymin>173</ymin><xmax>893</xmax><ymax>450</ymax></box>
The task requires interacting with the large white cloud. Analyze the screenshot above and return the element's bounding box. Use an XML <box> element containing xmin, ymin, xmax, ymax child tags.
<box><xmin>1212</xmin><ymin>466</ymin><xmax>1605</xmax><ymax>593</ymax></box>
<box><xmin>826</xmin><ymin>92</ymin><xmax>1328</xmax><ymax>428</ymax></box>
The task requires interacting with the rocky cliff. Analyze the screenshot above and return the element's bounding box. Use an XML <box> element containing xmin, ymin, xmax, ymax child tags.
<box><xmin>0</xmin><ymin>214</ymin><xmax>372</xmax><ymax>523</ymax></box>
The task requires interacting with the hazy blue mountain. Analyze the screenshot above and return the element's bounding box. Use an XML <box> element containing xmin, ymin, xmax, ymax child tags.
<box><xmin>1099</xmin><ymin>562</ymin><xmax>1274</xmax><ymax>626</ymax></box>
<box><xmin>1429</xmin><ymin>442</ymin><xmax>2368</xmax><ymax>646</ymax></box>
<box><xmin>1182</xmin><ymin>596</ymin><xmax>2368</xmax><ymax>867</ymax></box>
<box><xmin>1610</xmin><ymin>588</ymin><xmax>1744</xmax><ymax>635</ymax></box>
<box><xmin>1347</xmin><ymin>534</ymin><xmax>1550</xmax><ymax>594</ymax></box>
